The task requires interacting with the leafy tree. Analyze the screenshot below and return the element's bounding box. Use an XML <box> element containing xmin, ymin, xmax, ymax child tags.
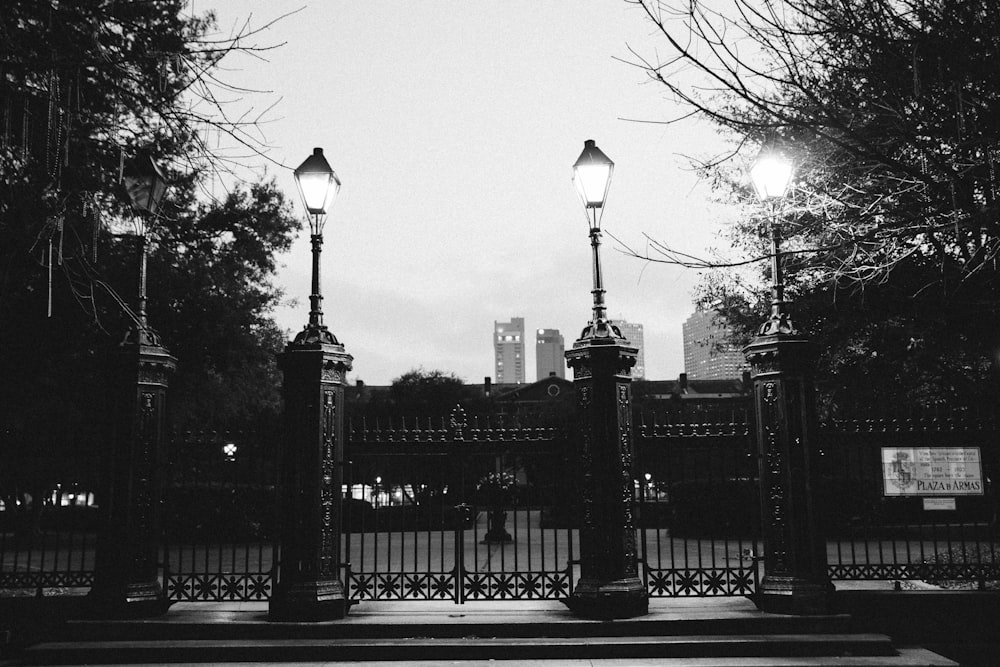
<box><xmin>147</xmin><ymin>179</ymin><xmax>300</xmax><ymax>428</ymax></box>
<box><xmin>0</xmin><ymin>3</ymin><xmax>294</xmax><ymax>519</ymax></box>
<box><xmin>387</xmin><ymin>369</ymin><xmax>469</xmax><ymax>416</ymax></box>
<box><xmin>1</xmin><ymin>1</ymin><xmax>284</xmax><ymax>323</ymax></box>
<box><xmin>624</xmin><ymin>0</ymin><xmax>1000</xmax><ymax>412</ymax></box>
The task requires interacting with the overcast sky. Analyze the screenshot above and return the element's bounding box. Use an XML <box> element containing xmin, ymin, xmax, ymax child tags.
<box><xmin>201</xmin><ymin>1</ymin><xmax>739</xmax><ymax>385</ymax></box>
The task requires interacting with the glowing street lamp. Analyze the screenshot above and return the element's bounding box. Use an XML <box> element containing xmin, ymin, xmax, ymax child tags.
<box><xmin>749</xmin><ymin>148</ymin><xmax>794</xmax><ymax>202</ymax></box>
<box><xmin>743</xmin><ymin>142</ymin><xmax>831</xmax><ymax>614</ymax></box>
<box><xmin>271</xmin><ymin>147</ymin><xmax>353</xmax><ymax>622</ymax></box>
<box><xmin>293</xmin><ymin>147</ymin><xmax>342</xmax><ymax>342</ymax></box>
<box><xmin>573</xmin><ymin>139</ymin><xmax>614</xmax><ymax>214</ymax></box>
<box><xmin>749</xmin><ymin>145</ymin><xmax>796</xmax><ymax>335</ymax></box>
<box><xmin>564</xmin><ymin>140</ymin><xmax>645</xmax><ymax>619</ymax></box>
<box><xmin>571</xmin><ymin>139</ymin><xmax>622</xmax><ymax>341</ymax></box>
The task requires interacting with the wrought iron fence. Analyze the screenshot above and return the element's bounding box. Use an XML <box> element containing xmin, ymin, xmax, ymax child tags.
<box><xmin>0</xmin><ymin>446</ymin><xmax>101</xmax><ymax>594</ymax></box>
<box><xmin>342</xmin><ymin>412</ymin><xmax>575</xmax><ymax>602</ymax></box>
<box><xmin>634</xmin><ymin>408</ymin><xmax>763</xmax><ymax>597</ymax></box>
<box><xmin>819</xmin><ymin>412</ymin><xmax>1000</xmax><ymax>587</ymax></box>
<box><xmin>4</xmin><ymin>405</ymin><xmax>997</xmax><ymax>600</ymax></box>
<box><xmin>161</xmin><ymin>428</ymin><xmax>280</xmax><ymax>601</ymax></box>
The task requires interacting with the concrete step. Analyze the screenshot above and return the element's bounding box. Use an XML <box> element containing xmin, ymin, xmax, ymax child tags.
<box><xmin>20</xmin><ymin>633</ymin><xmax>903</xmax><ymax>664</ymax></box>
<box><xmin>61</xmin><ymin>612</ymin><xmax>854</xmax><ymax>641</ymax></box>
<box><xmin>12</xmin><ymin>653</ymin><xmax>960</xmax><ymax>666</ymax></box>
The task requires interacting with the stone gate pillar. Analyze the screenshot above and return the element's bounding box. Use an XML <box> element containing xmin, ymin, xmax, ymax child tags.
<box><xmin>269</xmin><ymin>329</ymin><xmax>353</xmax><ymax>621</ymax></box>
<box><xmin>90</xmin><ymin>334</ymin><xmax>176</xmax><ymax>617</ymax></box>
<box><xmin>564</xmin><ymin>332</ymin><xmax>647</xmax><ymax>619</ymax></box>
<box><xmin>744</xmin><ymin>325</ymin><xmax>831</xmax><ymax>614</ymax></box>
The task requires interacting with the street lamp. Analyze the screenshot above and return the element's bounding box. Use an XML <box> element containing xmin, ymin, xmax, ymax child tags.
<box><xmin>121</xmin><ymin>155</ymin><xmax>169</xmax><ymax>345</ymax></box>
<box><xmin>293</xmin><ymin>147</ymin><xmax>342</xmax><ymax>344</ymax></box>
<box><xmin>748</xmin><ymin>145</ymin><xmax>796</xmax><ymax>336</ymax></box>
<box><xmin>572</xmin><ymin>139</ymin><xmax>623</xmax><ymax>342</ymax></box>
<box><xmin>564</xmin><ymin>140</ymin><xmax>645</xmax><ymax>619</ymax></box>
<box><xmin>743</xmin><ymin>141</ymin><xmax>831</xmax><ymax>614</ymax></box>
<box><xmin>270</xmin><ymin>147</ymin><xmax>353</xmax><ymax>622</ymax></box>
<box><xmin>91</xmin><ymin>153</ymin><xmax>176</xmax><ymax>617</ymax></box>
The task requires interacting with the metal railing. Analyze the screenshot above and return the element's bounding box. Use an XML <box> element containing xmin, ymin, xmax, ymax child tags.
<box><xmin>634</xmin><ymin>408</ymin><xmax>762</xmax><ymax>596</ymax></box>
<box><xmin>819</xmin><ymin>413</ymin><xmax>1000</xmax><ymax>587</ymax></box>
<box><xmin>161</xmin><ymin>428</ymin><xmax>279</xmax><ymax>601</ymax></box>
<box><xmin>3</xmin><ymin>406</ymin><xmax>997</xmax><ymax>599</ymax></box>
<box><xmin>342</xmin><ymin>411</ymin><xmax>576</xmax><ymax>602</ymax></box>
<box><xmin>0</xmin><ymin>450</ymin><xmax>101</xmax><ymax>594</ymax></box>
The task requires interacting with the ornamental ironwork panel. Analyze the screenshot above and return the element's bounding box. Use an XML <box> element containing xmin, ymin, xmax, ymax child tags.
<box><xmin>347</xmin><ymin>572</ymin><xmax>457</xmax><ymax>601</ymax></box>
<box><xmin>0</xmin><ymin>572</ymin><xmax>94</xmax><ymax>589</ymax></box>
<box><xmin>646</xmin><ymin>567</ymin><xmax>757</xmax><ymax>597</ymax></box>
<box><xmin>462</xmin><ymin>570</ymin><xmax>572</xmax><ymax>601</ymax></box>
<box><xmin>165</xmin><ymin>573</ymin><xmax>272</xmax><ymax>601</ymax></box>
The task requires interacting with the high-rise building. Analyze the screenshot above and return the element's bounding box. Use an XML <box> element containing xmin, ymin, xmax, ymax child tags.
<box><xmin>682</xmin><ymin>308</ymin><xmax>749</xmax><ymax>380</ymax></box>
<box><xmin>611</xmin><ymin>319</ymin><xmax>645</xmax><ymax>380</ymax></box>
<box><xmin>494</xmin><ymin>317</ymin><xmax>525</xmax><ymax>384</ymax></box>
<box><xmin>535</xmin><ymin>328</ymin><xmax>565</xmax><ymax>381</ymax></box>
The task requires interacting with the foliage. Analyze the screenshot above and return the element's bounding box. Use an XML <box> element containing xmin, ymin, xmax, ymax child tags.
<box><xmin>0</xmin><ymin>3</ymin><xmax>296</xmax><ymax>503</ymax></box>
<box><xmin>147</xmin><ymin>179</ymin><xmax>299</xmax><ymax>427</ymax></box>
<box><xmin>625</xmin><ymin>0</ymin><xmax>1000</xmax><ymax>411</ymax></box>
<box><xmin>389</xmin><ymin>369</ymin><xmax>466</xmax><ymax>412</ymax></box>
<box><xmin>1</xmin><ymin>0</ymin><xmax>285</xmax><ymax>323</ymax></box>
<box><xmin>349</xmin><ymin>368</ymin><xmax>486</xmax><ymax>418</ymax></box>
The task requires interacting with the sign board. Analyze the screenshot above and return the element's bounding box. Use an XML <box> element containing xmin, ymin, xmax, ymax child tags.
<box><xmin>882</xmin><ymin>447</ymin><xmax>983</xmax><ymax>497</ymax></box>
<box><xmin>923</xmin><ymin>497</ymin><xmax>957</xmax><ymax>511</ymax></box>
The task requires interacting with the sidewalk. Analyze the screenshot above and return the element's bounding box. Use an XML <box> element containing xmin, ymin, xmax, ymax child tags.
<box><xmin>164</xmin><ymin>596</ymin><xmax>769</xmax><ymax>626</ymax></box>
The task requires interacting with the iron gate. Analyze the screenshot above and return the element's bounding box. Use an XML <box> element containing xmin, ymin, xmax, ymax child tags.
<box><xmin>341</xmin><ymin>411</ymin><xmax>575</xmax><ymax>602</ymax></box>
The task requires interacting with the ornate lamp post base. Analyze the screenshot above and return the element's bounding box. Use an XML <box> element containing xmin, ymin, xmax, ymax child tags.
<box><xmin>88</xmin><ymin>582</ymin><xmax>170</xmax><ymax>619</ymax></box>
<box><xmin>270</xmin><ymin>580</ymin><xmax>348</xmax><ymax>622</ymax></box>
<box><xmin>269</xmin><ymin>330</ymin><xmax>353</xmax><ymax>622</ymax></box>
<box><xmin>756</xmin><ymin>577</ymin><xmax>831</xmax><ymax>616</ymax></box>
<box><xmin>89</xmin><ymin>337</ymin><xmax>175</xmax><ymax>618</ymax></box>
<box><xmin>564</xmin><ymin>335</ymin><xmax>648</xmax><ymax>620</ymax></box>
<box><xmin>565</xmin><ymin>578</ymin><xmax>648</xmax><ymax>620</ymax></box>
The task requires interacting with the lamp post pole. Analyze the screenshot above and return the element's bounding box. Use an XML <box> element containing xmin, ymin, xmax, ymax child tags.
<box><xmin>589</xmin><ymin>226</ymin><xmax>606</xmax><ymax>326</ymax></box>
<box><xmin>90</xmin><ymin>157</ymin><xmax>175</xmax><ymax>617</ymax></box>
<box><xmin>270</xmin><ymin>148</ymin><xmax>354</xmax><ymax>621</ymax></box>
<box><xmin>309</xmin><ymin>228</ymin><xmax>324</xmax><ymax>328</ymax></box>
<box><xmin>564</xmin><ymin>140</ymin><xmax>646</xmax><ymax>619</ymax></box>
<box><xmin>744</xmin><ymin>146</ymin><xmax>831</xmax><ymax>614</ymax></box>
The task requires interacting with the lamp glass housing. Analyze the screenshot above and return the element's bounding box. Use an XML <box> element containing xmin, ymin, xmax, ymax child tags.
<box><xmin>123</xmin><ymin>156</ymin><xmax>169</xmax><ymax>216</ymax></box>
<box><xmin>749</xmin><ymin>149</ymin><xmax>794</xmax><ymax>201</ymax></box>
<box><xmin>572</xmin><ymin>139</ymin><xmax>614</xmax><ymax>214</ymax></box>
<box><xmin>294</xmin><ymin>147</ymin><xmax>341</xmax><ymax>228</ymax></box>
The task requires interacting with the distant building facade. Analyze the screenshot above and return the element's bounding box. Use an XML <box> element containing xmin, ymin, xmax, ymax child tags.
<box><xmin>494</xmin><ymin>317</ymin><xmax>525</xmax><ymax>384</ymax></box>
<box><xmin>611</xmin><ymin>319</ymin><xmax>645</xmax><ymax>380</ymax></box>
<box><xmin>535</xmin><ymin>328</ymin><xmax>565</xmax><ymax>381</ymax></box>
<box><xmin>682</xmin><ymin>308</ymin><xmax>749</xmax><ymax>380</ymax></box>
